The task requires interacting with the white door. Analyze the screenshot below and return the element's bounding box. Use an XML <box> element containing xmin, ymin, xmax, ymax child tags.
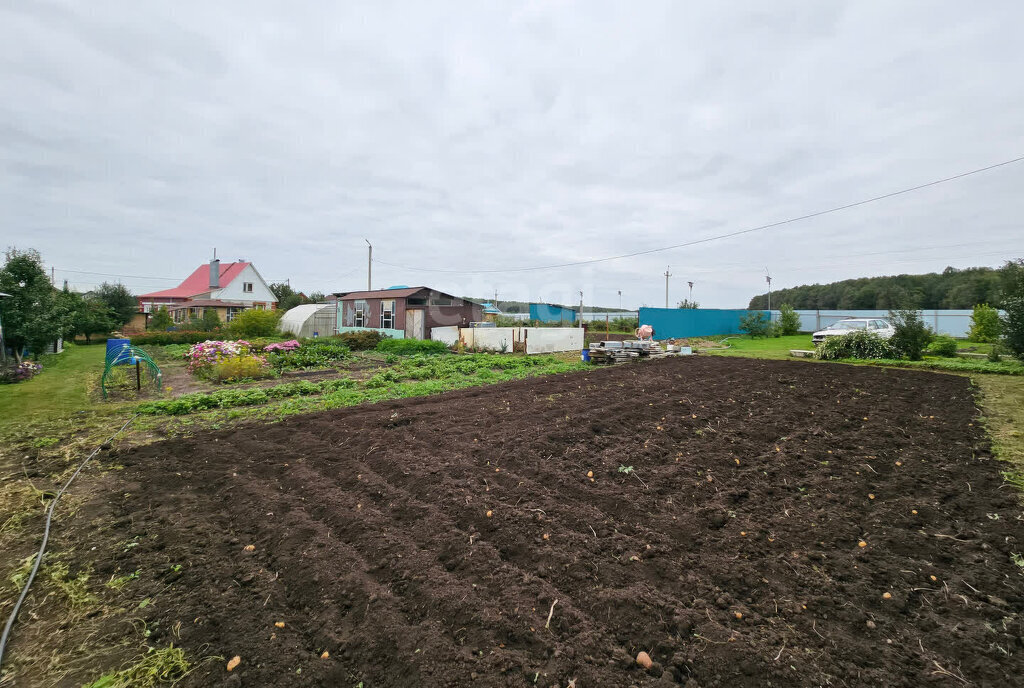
<box><xmin>406</xmin><ymin>309</ymin><xmax>424</xmax><ymax>339</ymax></box>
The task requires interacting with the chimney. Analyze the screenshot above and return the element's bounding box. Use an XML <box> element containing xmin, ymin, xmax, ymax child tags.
<box><xmin>209</xmin><ymin>257</ymin><xmax>220</xmax><ymax>289</ymax></box>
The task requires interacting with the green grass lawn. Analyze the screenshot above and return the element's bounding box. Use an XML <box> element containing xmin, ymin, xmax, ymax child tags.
<box><xmin>700</xmin><ymin>334</ymin><xmax>813</xmax><ymax>359</ymax></box>
<box><xmin>0</xmin><ymin>343</ymin><xmax>133</xmax><ymax>441</ymax></box>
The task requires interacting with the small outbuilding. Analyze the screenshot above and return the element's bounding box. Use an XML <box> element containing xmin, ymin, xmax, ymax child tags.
<box><xmin>529</xmin><ymin>303</ymin><xmax>578</xmax><ymax>324</ymax></box>
<box><xmin>279</xmin><ymin>303</ymin><xmax>337</xmax><ymax>338</ymax></box>
<box><xmin>333</xmin><ymin>287</ymin><xmax>483</xmax><ymax>339</ymax></box>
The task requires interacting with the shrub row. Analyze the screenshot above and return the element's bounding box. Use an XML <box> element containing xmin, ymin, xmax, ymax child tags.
<box><xmin>266</xmin><ymin>338</ymin><xmax>351</xmax><ymax>371</ymax></box>
<box><xmin>137</xmin><ymin>378</ymin><xmax>357</xmax><ymax>415</ymax></box>
<box><xmin>333</xmin><ymin>330</ymin><xmax>387</xmax><ymax>350</ymax></box>
<box><xmin>375</xmin><ymin>338</ymin><xmax>449</xmax><ymax>356</ymax></box>
<box><xmin>815</xmin><ymin>331</ymin><xmax>895</xmax><ymax>360</ymax></box>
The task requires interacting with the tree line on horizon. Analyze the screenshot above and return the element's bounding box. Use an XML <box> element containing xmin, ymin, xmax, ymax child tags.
<box><xmin>748</xmin><ymin>263</ymin><xmax>1022</xmax><ymax>311</ymax></box>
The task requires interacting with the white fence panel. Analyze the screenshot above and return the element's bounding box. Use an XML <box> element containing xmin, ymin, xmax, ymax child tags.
<box><xmin>785</xmin><ymin>309</ymin><xmax>991</xmax><ymax>338</ymax></box>
<box><xmin>460</xmin><ymin>327</ymin><xmax>521</xmax><ymax>351</ymax></box>
<box><xmin>430</xmin><ymin>326</ymin><xmax>459</xmax><ymax>346</ymax></box>
<box><xmin>524</xmin><ymin>327</ymin><xmax>584</xmax><ymax>354</ymax></box>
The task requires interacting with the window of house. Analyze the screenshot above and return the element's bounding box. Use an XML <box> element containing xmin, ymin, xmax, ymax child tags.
<box><xmin>226</xmin><ymin>307</ymin><xmax>245</xmax><ymax>322</ymax></box>
<box><xmin>381</xmin><ymin>300</ymin><xmax>395</xmax><ymax>329</ymax></box>
<box><xmin>430</xmin><ymin>296</ymin><xmax>453</xmax><ymax>306</ymax></box>
<box><xmin>407</xmin><ymin>297</ymin><xmax>427</xmax><ymax>306</ymax></box>
<box><xmin>353</xmin><ymin>300</ymin><xmax>367</xmax><ymax>327</ymax></box>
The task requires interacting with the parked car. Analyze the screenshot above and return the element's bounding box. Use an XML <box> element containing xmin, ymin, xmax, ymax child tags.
<box><xmin>812</xmin><ymin>318</ymin><xmax>894</xmax><ymax>344</ymax></box>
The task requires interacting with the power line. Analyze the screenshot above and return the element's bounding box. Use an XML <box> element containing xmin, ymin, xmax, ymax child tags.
<box><xmin>52</xmin><ymin>268</ymin><xmax>181</xmax><ymax>281</ymax></box>
<box><xmin>374</xmin><ymin>155</ymin><xmax>1024</xmax><ymax>275</ymax></box>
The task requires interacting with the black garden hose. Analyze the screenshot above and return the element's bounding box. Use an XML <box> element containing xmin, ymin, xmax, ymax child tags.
<box><xmin>0</xmin><ymin>414</ymin><xmax>138</xmax><ymax>674</ymax></box>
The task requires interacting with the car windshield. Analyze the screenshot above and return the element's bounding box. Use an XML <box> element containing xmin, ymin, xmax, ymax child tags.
<box><xmin>827</xmin><ymin>321</ymin><xmax>866</xmax><ymax>330</ymax></box>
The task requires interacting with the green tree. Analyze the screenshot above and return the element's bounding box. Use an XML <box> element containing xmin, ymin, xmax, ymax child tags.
<box><xmin>228</xmin><ymin>308</ymin><xmax>282</xmax><ymax>337</ymax></box>
<box><xmin>270</xmin><ymin>282</ymin><xmax>303</xmax><ymax>312</ymax></box>
<box><xmin>1000</xmin><ymin>259</ymin><xmax>1024</xmax><ymax>361</ymax></box>
<box><xmin>95</xmin><ymin>282</ymin><xmax>137</xmax><ymax>325</ymax></box>
<box><xmin>887</xmin><ymin>309</ymin><xmax>933</xmax><ymax>361</ymax></box>
<box><xmin>676</xmin><ymin>299</ymin><xmax>700</xmax><ymax>309</ymax></box>
<box><xmin>200</xmin><ymin>308</ymin><xmax>222</xmax><ymax>331</ymax></box>
<box><xmin>1002</xmin><ymin>297</ymin><xmax>1024</xmax><ymax>361</ymax></box>
<box><xmin>777</xmin><ymin>303</ymin><xmax>801</xmax><ymax>336</ymax></box>
<box><xmin>73</xmin><ymin>297</ymin><xmax>117</xmax><ymax>343</ymax></box>
<box><xmin>0</xmin><ymin>248</ymin><xmax>63</xmax><ymax>363</ymax></box>
<box><xmin>739</xmin><ymin>311</ymin><xmax>773</xmax><ymax>338</ymax></box>
<box><xmin>150</xmin><ymin>306</ymin><xmax>173</xmax><ymax>330</ymax></box>
<box><xmin>968</xmin><ymin>303</ymin><xmax>1002</xmax><ymax>343</ymax></box>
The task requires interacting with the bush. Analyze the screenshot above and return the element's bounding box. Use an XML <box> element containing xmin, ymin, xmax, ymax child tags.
<box><xmin>334</xmin><ymin>330</ymin><xmax>387</xmax><ymax>350</ymax></box>
<box><xmin>777</xmin><ymin>304</ymin><xmax>801</xmax><ymax>336</ymax></box>
<box><xmin>376</xmin><ymin>338</ymin><xmax>450</xmax><ymax>356</ymax></box>
<box><xmin>0</xmin><ymin>361</ymin><xmax>43</xmax><ymax>384</ymax></box>
<box><xmin>228</xmin><ymin>308</ymin><xmax>283</xmax><ymax>338</ymax></box>
<box><xmin>150</xmin><ymin>306</ymin><xmax>173</xmax><ymax>331</ymax></box>
<box><xmin>131</xmin><ymin>330</ymin><xmax>217</xmax><ymax>346</ymax></box>
<box><xmin>927</xmin><ymin>336</ymin><xmax>958</xmax><ymax>357</ymax></box>
<box><xmin>815</xmin><ymin>330</ymin><xmax>896</xmax><ymax>360</ymax></box>
<box><xmin>968</xmin><ymin>303</ymin><xmax>1002</xmax><ymax>343</ymax></box>
<box><xmin>887</xmin><ymin>309</ymin><xmax>933</xmax><ymax>361</ymax></box>
<box><xmin>207</xmin><ymin>355</ymin><xmax>273</xmax><ymax>382</ymax></box>
<box><xmin>1002</xmin><ymin>296</ymin><xmax>1024</xmax><ymax>362</ymax></box>
<box><xmin>265</xmin><ymin>339</ymin><xmax>350</xmax><ymax>371</ymax></box>
<box><xmin>184</xmin><ymin>340</ymin><xmax>254</xmax><ymax>374</ymax></box>
<box><xmin>739</xmin><ymin>311</ymin><xmax>773</xmax><ymax>338</ymax></box>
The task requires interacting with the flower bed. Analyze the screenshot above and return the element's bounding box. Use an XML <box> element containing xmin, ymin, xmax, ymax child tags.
<box><xmin>184</xmin><ymin>340</ymin><xmax>272</xmax><ymax>382</ymax></box>
<box><xmin>0</xmin><ymin>361</ymin><xmax>43</xmax><ymax>384</ymax></box>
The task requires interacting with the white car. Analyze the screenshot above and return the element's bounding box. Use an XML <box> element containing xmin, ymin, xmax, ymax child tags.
<box><xmin>812</xmin><ymin>318</ymin><xmax>894</xmax><ymax>344</ymax></box>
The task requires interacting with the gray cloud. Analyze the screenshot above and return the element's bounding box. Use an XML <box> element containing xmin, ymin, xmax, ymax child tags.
<box><xmin>2</xmin><ymin>0</ymin><xmax>1022</xmax><ymax>307</ymax></box>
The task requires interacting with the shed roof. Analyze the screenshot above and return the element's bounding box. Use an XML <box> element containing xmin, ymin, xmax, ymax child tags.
<box><xmin>334</xmin><ymin>286</ymin><xmax>429</xmax><ymax>300</ymax></box>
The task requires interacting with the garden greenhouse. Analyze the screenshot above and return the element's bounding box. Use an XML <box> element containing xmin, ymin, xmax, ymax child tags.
<box><xmin>278</xmin><ymin>303</ymin><xmax>336</xmax><ymax>338</ymax></box>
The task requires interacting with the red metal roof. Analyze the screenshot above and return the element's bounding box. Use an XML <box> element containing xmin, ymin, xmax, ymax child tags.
<box><xmin>139</xmin><ymin>262</ymin><xmax>250</xmax><ymax>299</ymax></box>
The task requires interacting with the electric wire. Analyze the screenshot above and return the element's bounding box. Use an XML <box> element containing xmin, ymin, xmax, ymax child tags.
<box><xmin>0</xmin><ymin>414</ymin><xmax>139</xmax><ymax>673</ymax></box>
<box><xmin>374</xmin><ymin>155</ymin><xmax>1024</xmax><ymax>274</ymax></box>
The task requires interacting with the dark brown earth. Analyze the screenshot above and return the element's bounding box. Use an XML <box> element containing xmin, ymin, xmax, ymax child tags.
<box><xmin>60</xmin><ymin>358</ymin><xmax>1024</xmax><ymax>685</ymax></box>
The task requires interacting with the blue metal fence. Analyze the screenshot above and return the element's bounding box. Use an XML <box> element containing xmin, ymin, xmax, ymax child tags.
<box><xmin>529</xmin><ymin>303</ymin><xmax>578</xmax><ymax>323</ymax></box>
<box><xmin>638</xmin><ymin>308</ymin><xmax>767</xmax><ymax>338</ymax></box>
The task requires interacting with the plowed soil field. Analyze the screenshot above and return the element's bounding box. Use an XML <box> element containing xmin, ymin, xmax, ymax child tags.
<box><xmin>85</xmin><ymin>358</ymin><xmax>1024</xmax><ymax>686</ymax></box>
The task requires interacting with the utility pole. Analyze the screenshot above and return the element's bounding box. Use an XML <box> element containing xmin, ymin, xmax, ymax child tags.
<box><xmin>618</xmin><ymin>290</ymin><xmax>622</xmax><ymax>311</ymax></box>
<box><xmin>664</xmin><ymin>266</ymin><xmax>671</xmax><ymax>308</ymax></box>
<box><xmin>364</xmin><ymin>239</ymin><xmax>372</xmax><ymax>291</ymax></box>
<box><xmin>579</xmin><ymin>290</ymin><xmax>584</xmax><ymax>323</ymax></box>
<box><xmin>765</xmin><ymin>268</ymin><xmax>773</xmax><ymax>319</ymax></box>
<box><xmin>687</xmin><ymin>281</ymin><xmax>694</xmax><ymax>303</ymax></box>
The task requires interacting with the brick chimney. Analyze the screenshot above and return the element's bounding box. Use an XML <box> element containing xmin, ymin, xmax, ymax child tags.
<box><xmin>209</xmin><ymin>257</ymin><xmax>220</xmax><ymax>289</ymax></box>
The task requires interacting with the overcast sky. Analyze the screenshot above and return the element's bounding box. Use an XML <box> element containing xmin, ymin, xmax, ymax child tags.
<box><xmin>2</xmin><ymin>1</ymin><xmax>1023</xmax><ymax>308</ymax></box>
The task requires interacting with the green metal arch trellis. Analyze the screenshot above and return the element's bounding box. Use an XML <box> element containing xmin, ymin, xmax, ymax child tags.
<box><xmin>102</xmin><ymin>343</ymin><xmax>162</xmax><ymax>399</ymax></box>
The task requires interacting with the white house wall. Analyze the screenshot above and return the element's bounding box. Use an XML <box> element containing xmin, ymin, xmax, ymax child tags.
<box><xmin>211</xmin><ymin>264</ymin><xmax>277</xmax><ymax>305</ymax></box>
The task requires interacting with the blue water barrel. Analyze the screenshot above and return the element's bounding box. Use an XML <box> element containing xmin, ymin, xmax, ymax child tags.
<box><xmin>106</xmin><ymin>338</ymin><xmax>131</xmax><ymax>365</ymax></box>
<box><xmin>581</xmin><ymin>348</ymin><xmax>591</xmax><ymax>362</ymax></box>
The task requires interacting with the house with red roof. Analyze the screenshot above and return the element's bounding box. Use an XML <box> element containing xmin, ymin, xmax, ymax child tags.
<box><xmin>138</xmin><ymin>258</ymin><xmax>277</xmax><ymax>325</ymax></box>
